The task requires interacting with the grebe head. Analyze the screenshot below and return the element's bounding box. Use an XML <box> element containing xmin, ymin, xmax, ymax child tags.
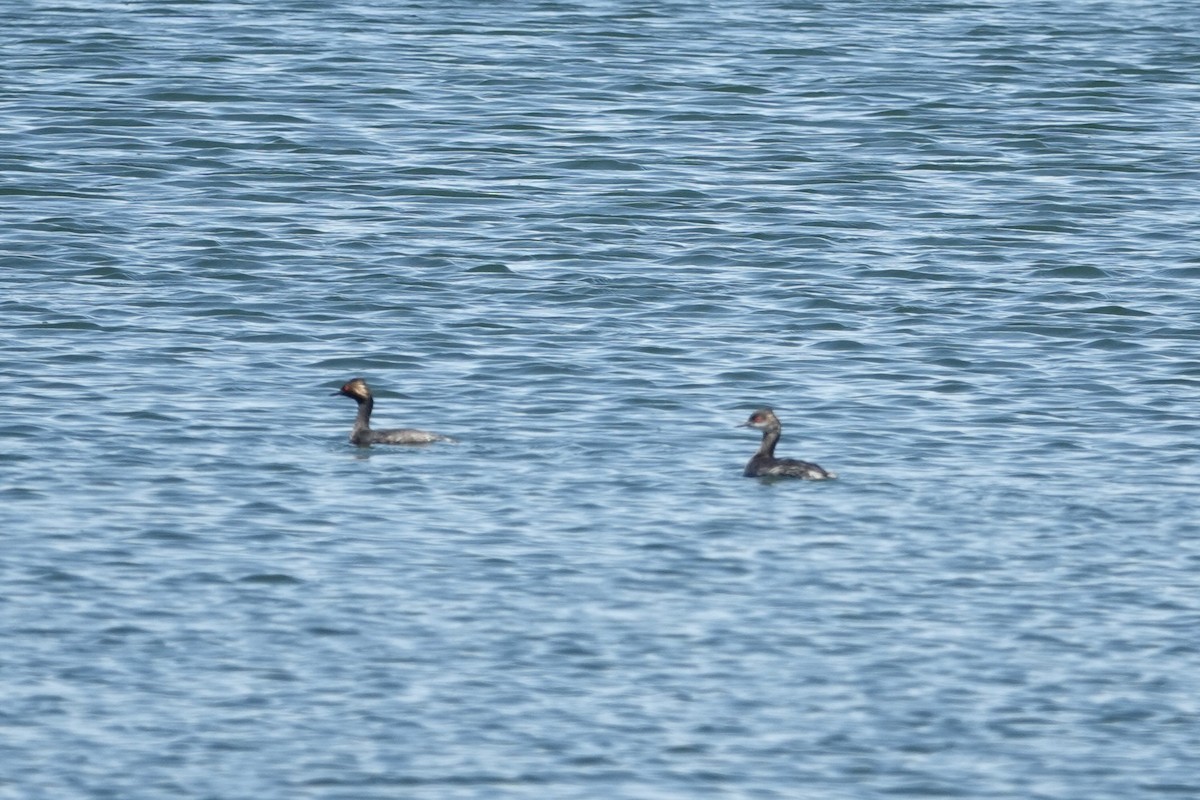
<box><xmin>739</xmin><ymin>408</ymin><xmax>781</xmax><ymax>431</ymax></box>
<box><xmin>333</xmin><ymin>377</ymin><xmax>372</xmax><ymax>402</ymax></box>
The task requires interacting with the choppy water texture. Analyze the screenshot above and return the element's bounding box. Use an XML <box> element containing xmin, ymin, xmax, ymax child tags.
<box><xmin>3</xmin><ymin>1</ymin><xmax>1200</xmax><ymax>798</ymax></box>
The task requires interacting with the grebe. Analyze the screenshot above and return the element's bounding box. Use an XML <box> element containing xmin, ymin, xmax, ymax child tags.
<box><xmin>332</xmin><ymin>377</ymin><xmax>454</xmax><ymax>446</ymax></box>
<box><xmin>739</xmin><ymin>408</ymin><xmax>835</xmax><ymax>480</ymax></box>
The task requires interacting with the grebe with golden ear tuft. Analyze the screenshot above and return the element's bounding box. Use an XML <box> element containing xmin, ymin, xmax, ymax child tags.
<box><xmin>333</xmin><ymin>377</ymin><xmax>455</xmax><ymax>446</ymax></box>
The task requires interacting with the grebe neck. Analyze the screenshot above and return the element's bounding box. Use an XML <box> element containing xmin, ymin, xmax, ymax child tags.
<box><xmin>757</xmin><ymin>427</ymin><xmax>780</xmax><ymax>458</ymax></box>
<box><xmin>353</xmin><ymin>395</ymin><xmax>374</xmax><ymax>436</ymax></box>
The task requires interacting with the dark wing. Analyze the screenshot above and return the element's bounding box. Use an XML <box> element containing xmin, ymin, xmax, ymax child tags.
<box><xmin>768</xmin><ymin>458</ymin><xmax>836</xmax><ymax>480</ymax></box>
<box><xmin>372</xmin><ymin>428</ymin><xmax>456</xmax><ymax>445</ymax></box>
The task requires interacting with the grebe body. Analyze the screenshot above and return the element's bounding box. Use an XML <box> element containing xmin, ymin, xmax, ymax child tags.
<box><xmin>739</xmin><ymin>408</ymin><xmax>834</xmax><ymax>480</ymax></box>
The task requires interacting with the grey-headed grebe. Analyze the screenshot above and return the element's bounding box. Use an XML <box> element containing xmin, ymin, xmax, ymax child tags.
<box><xmin>739</xmin><ymin>408</ymin><xmax>835</xmax><ymax>480</ymax></box>
<box><xmin>333</xmin><ymin>377</ymin><xmax>454</xmax><ymax>446</ymax></box>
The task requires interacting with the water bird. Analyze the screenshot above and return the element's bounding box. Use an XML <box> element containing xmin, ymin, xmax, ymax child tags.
<box><xmin>739</xmin><ymin>408</ymin><xmax>835</xmax><ymax>480</ymax></box>
<box><xmin>333</xmin><ymin>377</ymin><xmax>454</xmax><ymax>446</ymax></box>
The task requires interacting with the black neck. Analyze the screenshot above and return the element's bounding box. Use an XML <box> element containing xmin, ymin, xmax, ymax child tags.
<box><xmin>353</xmin><ymin>395</ymin><xmax>373</xmax><ymax>434</ymax></box>
<box><xmin>757</xmin><ymin>428</ymin><xmax>779</xmax><ymax>458</ymax></box>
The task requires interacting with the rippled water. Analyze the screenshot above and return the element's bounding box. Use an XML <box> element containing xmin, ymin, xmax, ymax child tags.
<box><xmin>3</xmin><ymin>2</ymin><xmax>1200</xmax><ymax>798</ymax></box>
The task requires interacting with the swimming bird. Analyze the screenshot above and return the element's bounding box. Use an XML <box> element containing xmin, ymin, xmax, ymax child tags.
<box><xmin>739</xmin><ymin>408</ymin><xmax>835</xmax><ymax>479</ymax></box>
<box><xmin>333</xmin><ymin>377</ymin><xmax>454</xmax><ymax>446</ymax></box>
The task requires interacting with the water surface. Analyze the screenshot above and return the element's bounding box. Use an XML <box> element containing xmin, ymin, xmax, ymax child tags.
<box><xmin>3</xmin><ymin>2</ymin><xmax>1199</xmax><ymax>798</ymax></box>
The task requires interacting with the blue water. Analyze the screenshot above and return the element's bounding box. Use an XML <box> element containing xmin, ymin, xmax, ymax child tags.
<box><xmin>3</xmin><ymin>2</ymin><xmax>1200</xmax><ymax>798</ymax></box>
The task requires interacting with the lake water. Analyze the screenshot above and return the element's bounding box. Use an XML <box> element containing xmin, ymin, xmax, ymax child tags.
<box><xmin>3</xmin><ymin>1</ymin><xmax>1199</xmax><ymax>798</ymax></box>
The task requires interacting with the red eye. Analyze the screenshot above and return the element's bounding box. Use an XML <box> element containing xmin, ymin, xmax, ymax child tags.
<box><xmin>751</xmin><ymin>414</ymin><xmax>763</xmax><ymax>422</ymax></box>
